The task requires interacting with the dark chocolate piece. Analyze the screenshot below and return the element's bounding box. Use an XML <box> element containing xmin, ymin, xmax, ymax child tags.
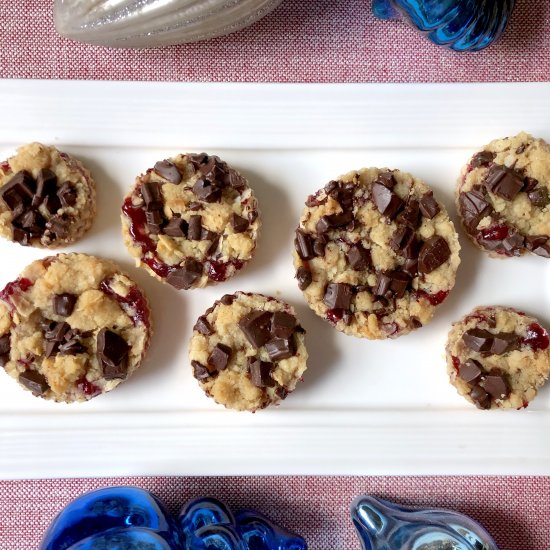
<box><xmin>44</xmin><ymin>321</ymin><xmax>70</xmax><ymax>342</ymax></box>
<box><xmin>154</xmin><ymin>160</ymin><xmax>182</xmax><ymax>184</ymax></box>
<box><xmin>525</xmin><ymin>235</ymin><xmax>550</xmax><ymax>258</ymax></box>
<box><xmin>12</xmin><ymin>227</ymin><xmax>30</xmax><ymax>246</ymax></box>
<box><xmin>271</xmin><ymin>312</ymin><xmax>296</xmax><ymax>339</ymax></box>
<box><xmin>45</xmin><ymin>215</ymin><xmax>69</xmax><ymax>238</ymax></box>
<box><xmin>33</xmin><ymin>169</ymin><xmax>57</xmax><ymax>207</ymax></box>
<box><xmin>57</xmin><ymin>181</ymin><xmax>77</xmax><ymax>208</ymax></box>
<box><xmin>265</xmin><ymin>337</ymin><xmax>296</xmax><ymax>361</ymax></box>
<box><xmin>523</xmin><ymin>177</ymin><xmax>538</xmax><ymax>193</ymax></box>
<box><xmin>220</xmin><ymin>294</ymin><xmax>234</xmax><ymax>305</ymax></box>
<box><xmin>208</xmin><ymin>343</ymin><xmax>232</xmax><ymax>372</ymax></box>
<box><xmin>373</xmin><ymin>270</ymin><xmax>411</xmax><ymax>300</ymax></box>
<box><xmin>19</xmin><ymin>370</ymin><xmax>49</xmax><ymax>396</ymax></box>
<box><xmin>43</xmin><ymin>194</ymin><xmax>62</xmax><ymax>215</ymax></box>
<box><xmin>275</xmin><ymin>386</ymin><xmax>289</xmax><ymax>400</ymax></box>
<box><xmin>316</xmin><ymin>211</ymin><xmax>354</xmax><ymax>233</ymax></box>
<box><xmin>53</xmin><ymin>293</ymin><xmax>77</xmax><ymax>317</ymax></box>
<box><xmin>231</xmin><ymin>213</ymin><xmax>249</xmax><ymax>233</ymax></box>
<box><xmin>187</xmin><ymin>215</ymin><xmax>202</xmax><ymax>240</ymax></box>
<box><xmin>479</xmin><ymin>368</ymin><xmax>509</xmax><ymax>399</ymax></box>
<box><xmin>0</xmin><ymin>334</ymin><xmax>10</xmax><ymax>356</ymax></box>
<box><xmin>418</xmin><ymin>236</ymin><xmax>451</xmax><ymax>274</ymax></box>
<box><xmin>17</xmin><ymin>210</ymin><xmax>45</xmax><ymax>236</ymax></box>
<box><xmin>462</xmin><ymin>328</ymin><xmax>493</xmax><ymax>353</ymax></box>
<box><xmin>166</xmin><ymin>258</ymin><xmax>203</xmax><ymax>290</ymax></box>
<box><xmin>470</xmin><ymin>151</ymin><xmax>495</xmax><ymax>168</ymax></box>
<box><xmin>516</xmin><ymin>144</ymin><xmax>527</xmax><ymax>154</ymax></box>
<box><xmin>141</xmin><ymin>181</ymin><xmax>163</xmax><ymax>210</ymax></box>
<box><xmin>188</xmin><ymin>201</ymin><xmax>202</xmax><ymax>211</ymax></box>
<box><xmin>372</xmin><ymin>182</ymin><xmax>403</xmax><ymax>220</ymax></box>
<box><xmin>469</xmin><ymin>384</ymin><xmax>491</xmax><ymax>409</ymax></box>
<box><xmin>390</xmin><ymin>226</ymin><xmax>418</xmax><ymax>259</ymax></box>
<box><xmin>248</xmin><ymin>210</ymin><xmax>258</xmax><ymax>223</ymax></box>
<box><xmin>484</xmin><ymin>165</ymin><xmax>523</xmax><ymax>201</ymax></box>
<box><xmin>347</xmin><ymin>243</ymin><xmax>370</xmax><ymax>270</ymax></box>
<box><xmin>200</xmin><ymin>227</ymin><xmax>217</xmax><ymax>242</ymax></box>
<box><xmin>59</xmin><ymin>338</ymin><xmax>86</xmax><ymax>355</ymax></box>
<box><xmin>458</xmin><ymin>189</ymin><xmax>492</xmax><ymax>230</ymax></box>
<box><xmin>527</xmin><ymin>187</ymin><xmax>549</xmax><ymax>207</ymax></box>
<box><xmin>248</xmin><ymin>358</ymin><xmax>275</xmax><ymax>388</ymax></box>
<box><xmin>0</xmin><ymin>354</ymin><xmax>9</xmax><ymax>368</ymax></box>
<box><xmin>222</xmin><ymin>170</ymin><xmax>247</xmax><ymax>193</ymax></box>
<box><xmin>163</xmin><ymin>216</ymin><xmax>188</xmax><ymax>238</ymax></box>
<box><xmin>489</xmin><ymin>332</ymin><xmax>519</xmax><ymax>355</ymax></box>
<box><xmin>419</xmin><ymin>193</ymin><xmax>440</xmax><ymax>219</ymax></box>
<box><xmin>323</xmin><ymin>283</ymin><xmax>353</xmax><ymax>310</ymax></box>
<box><xmin>0</xmin><ymin>171</ymin><xmax>35</xmax><ymax>210</ymax></box>
<box><xmin>375</xmin><ymin>172</ymin><xmax>396</xmax><ymax>189</ymax></box>
<box><xmin>194</xmin><ymin>315</ymin><xmax>214</xmax><ymax>336</ymax></box>
<box><xmin>313</xmin><ymin>234</ymin><xmax>328</xmax><ymax>257</ymax></box>
<box><xmin>97</xmin><ymin>328</ymin><xmax>129</xmax><ymax>380</ymax></box>
<box><xmin>397</xmin><ymin>199</ymin><xmax>420</xmax><ymax>228</ymax></box>
<box><xmin>295</xmin><ymin>229</ymin><xmax>315</xmax><ymax>260</ymax></box>
<box><xmin>238</xmin><ymin>310</ymin><xmax>273</xmax><ymax>348</ymax></box>
<box><xmin>458</xmin><ymin>359</ymin><xmax>482</xmax><ymax>384</ymax></box>
<box><xmin>193</xmin><ymin>178</ymin><xmax>221</xmax><ymax>203</ymax></box>
<box><xmin>402</xmin><ymin>258</ymin><xmax>418</xmax><ymax>277</ymax></box>
<box><xmin>145</xmin><ymin>210</ymin><xmax>163</xmax><ymax>226</ymax></box>
<box><xmin>192</xmin><ymin>360</ymin><xmax>212</xmax><ymax>380</ymax></box>
<box><xmin>296</xmin><ymin>266</ymin><xmax>312</xmax><ymax>290</ymax></box>
<box><xmin>44</xmin><ymin>340</ymin><xmax>59</xmax><ymax>358</ymax></box>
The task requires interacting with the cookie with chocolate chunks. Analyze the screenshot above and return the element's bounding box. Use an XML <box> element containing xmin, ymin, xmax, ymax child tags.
<box><xmin>0</xmin><ymin>143</ymin><xmax>96</xmax><ymax>248</ymax></box>
<box><xmin>446</xmin><ymin>306</ymin><xmax>550</xmax><ymax>410</ymax></box>
<box><xmin>189</xmin><ymin>292</ymin><xmax>308</xmax><ymax>412</ymax></box>
<box><xmin>457</xmin><ymin>132</ymin><xmax>550</xmax><ymax>258</ymax></box>
<box><xmin>293</xmin><ymin>167</ymin><xmax>460</xmax><ymax>339</ymax></box>
<box><xmin>0</xmin><ymin>253</ymin><xmax>152</xmax><ymax>403</ymax></box>
<box><xmin>121</xmin><ymin>153</ymin><xmax>261</xmax><ymax>290</ymax></box>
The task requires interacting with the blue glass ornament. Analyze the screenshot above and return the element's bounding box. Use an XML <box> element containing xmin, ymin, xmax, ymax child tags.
<box><xmin>351</xmin><ymin>495</ymin><xmax>498</xmax><ymax>550</ymax></box>
<box><xmin>372</xmin><ymin>0</ymin><xmax>515</xmax><ymax>51</ymax></box>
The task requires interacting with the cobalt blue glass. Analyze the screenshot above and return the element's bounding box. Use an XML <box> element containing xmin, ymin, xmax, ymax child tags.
<box><xmin>372</xmin><ymin>0</ymin><xmax>515</xmax><ymax>51</ymax></box>
<box><xmin>351</xmin><ymin>495</ymin><xmax>499</xmax><ymax>550</ymax></box>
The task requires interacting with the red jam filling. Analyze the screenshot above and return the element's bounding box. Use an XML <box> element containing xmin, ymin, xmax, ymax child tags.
<box><xmin>479</xmin><ymin>224</ymin><xmax>509</xmax><ymax>241</ymax></box>
<box><xmin>522</xmin><ymin>323</ymin><xmax>549</xmax><ymax>351</ymax></box>
<box><xmin>326</xmin><ymin>309</ymin><xmax>344</xmax><ymax>324</ymax></box>
<box><xmin>451</xmin><ymin>356</ymin><xmax>460</xmax><ymax>372</ymax></box>
<box><xmin>0</xmin><ymin>161</ymin><xmax>10</xmax><ymax>174</ymax></box>
<box><xmin>0</xmin><ymin>277</ymin><xmax>34</xmax><ymax>310</ymax></box>
<box><xmin>207</xmin><ymin>260</ymin><xmax>243</xmax><ymax>282</ymax></box>
<box><xmin>100</xmin><ymin>278</ymin><xmax>150</xmax><ymax>328</ymax></box>
<box><xmin>76</xmin><ymin>376</ymin><xmax>101</xmax><ymax>397</ymax></box>
<box><xmin>414</xmin><ymin>289</ymin><xmax>449</xmax><ymax>306</ymax></box>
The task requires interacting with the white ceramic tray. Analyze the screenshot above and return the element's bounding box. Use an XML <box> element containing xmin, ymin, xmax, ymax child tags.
<box><xmin>0</xmin><ymin>81</ymin><xmax>549</xmax><ymax>479</ymax></box>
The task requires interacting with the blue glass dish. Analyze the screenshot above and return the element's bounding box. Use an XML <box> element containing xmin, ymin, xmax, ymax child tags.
<box><xmin>352</xmin><ymin>495</ymin><xmax>498</xmax><ymax>550</ymax></box>
<box><xmin>372</xmin><ymin>0</ymin><xmax>515</xmax><ymax>51</ymax></box>
<box><xmin>40</xmin><ymin>487</ymin><xmax>307</xmax><ymax>550</ymax></box>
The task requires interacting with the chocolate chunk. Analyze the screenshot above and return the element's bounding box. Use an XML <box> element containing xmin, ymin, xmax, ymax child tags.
<box><xmin>197</xmin><ymin>156</ymin><xmax>218</xmax><ymax>179</ymax></box>
<box><xmin>479</xmin><ymin>369</ymin><xmax>509</xmax><ymax>399</ymax></box>
<box><xmin>419</xmin><ymin>193</ymin><xmax>440</xmax><ymax>219</ymax></box>
<box><xmin>458</xmin><ymin>359</ymin><xmax>482</xmax><ymax>384</ymax></box>
<box><xmin>295</xmin><ymin>229</ymin><xmax>315</xmax><ymax>260</ymax></box>
<box><xmin>489</xmin><ymin>332</ymin><xmax>519</xmax><ymax>355</ymax></box>
<box><xmin>17</xmin><ymin>210</ymin><xmax>45</xmax><ymax>237</ymax></box>
<box><xmin>32</xmin><ymin>169</ymin><xmax>57</xmax><ymax>207</ymax></box>
<box><xmin>12</xmin><ymin>227</ymin><xmax>30</xmax><ymax>246</ymax></box>
<box><xmin>469</xmin><ymin>384</ymin><xmax>491</xmax><ymax>409</ymax></box>
<box><xmin>188</xmin><ymin>201</ymin><xmax>202</xmax><ymax>211</ymax></box>
<box><xmin>403</xmin><ymin>258</ymin><xmax>418</xmax><ymax>277</ymax></box>
<box><xmin>275</xmin><ymin>386</ymin><xmax>289</xmax><ymax>400</ymax></box>
<box><xmin>324</xmin><ymin>180</ymin><xmax>338</xmax><ymax>194</ymax></box>
<box><xmin>194</xmin><ymin>316</ymin><xmax>214</xmax><ymax>336</ymax></box>
<box><xmin>0</xmin><ymin>171</ymin><xmax>35</xmax><ymax>210</ymax></box>
<box><xmin>373</xmin><ymin>271</ymin><xmax>410</xmax><ymax>300</ymax></box>
<box><xmin>97</xmin><ymin>328</ymin><xmax>129</xmax><ymax>380</ymax></box>
<box><xmin>208</xmin><ymin>343</ymin><xmax>232</xmax><ymax>372</ymax></box>
<box><xmin>527</xmin><ymin>187</ymin><xmax>549</xmax><ymax>207</ymax></box>
<box><xmin>45</xmin><ymin>215</ymin><xmax>69</xmax><ymax>238</ymax></box>
<box><xmin>271</xmin><ymin>312</ymin><xmax>297</xmax><ymax>339</ymax></box>
<box><xmin>316</xmin><ymin>211</ymin><xmax>354</xmax><ymax>233</ymax></box>
<box><xmin>154</xmin><ymin>160</ymin><xmax>181</xmax><ymax>184</ymax></box>
<box><xmin>222</xmin><ymin>170</ymin><xmax>247</xmax><ymax>193</ymax></box>
<box><xmin>375</xmin><ymin>172</ymin><xmax>396</xmax><ymax>189</ymax></box>
<box><xmin>19</xmin><ymin>370</ymin><xmax>49</xmax><ymax>396</ymax></box>
<box><xmin>145</xmin><ymin>210</ymin><xmax>163</xmax><ymax>226</ymax></box>
<box><xmin>397</xmin><ymin>199</ymin><xmax>420</xmax><ymax>228</ymax></box>
<box><xmin>141</xmin><ymin>181</ymin><xmax>163</xmax><ymax>210</ymax></box>
<box><xmin>323</xmin><ymin>283</ymin><xmax>353</xmax><ymax>310</ymax></box>
<box><xmin>296</xmin><ymin>266</ymin><xmax>312</xmax><ymax>290</ymax></box>
<box><xmin>43</xmin><ymin>194</ymin><xmax>62</xmax><ymax>215</ymax></box>
<box><xmin>45</xmin><ymin>321</ymin><xmax>70</xmax><ymax>342</ymax></box>
<box><xmin>0</xmin><ymin>334</ymin><xmax>10</xmax><ymax>356</ymax></box>
<box><xmin>248</xmin><ymin>210</ymin><xmax>258</xmax><ymax>223</ymax></box>
<box><xmin>200</xmin><ymin>227</ymin><xmax>217</xmax><ymax>241</ymax></box>
<box><xmin>484</xmin><ymin>165</ymin><xmax>523</xmax><ymax>201</ymax></box>
<box><xmin>53</xmin><ymin>293</ymin><xmax>77</xmax><ymax>317</ymax></box>
<box><xmin>193</xmin><ymin>178</ymin><xmax>221</xmax><ymax>203</ymax></box>
<box><xmin>192</xmin><ymin>360</ymin><xmax>212</xmax><ymax>380</ymax></box>
<box><xmin>265</xmin><ymin>336</ymin><xmax>296</xmax><ymax>361</ymax></box>
<box><xmin>390</xmin><ymin>226</ymin><xmax>418</xmax><ymax>259</ymax></box>
<box><xmin>44</xmin><ymin>340</ymin><xmax>59</xmax><ymax>358</ymax></box>
<box><xmin>372</xmin><ymin>182</ymin><xmax>403</xmax><ymax>220</ymax></box>
<box><xmin>59</xmin><ymin>338</ymin><xmax>86</xmax><ymax>355</ymax></box>
<box><xmin>163</xmin><ymin>216</ymin><xmax>188</xmax><ymax>238</ymax></box>
<box><xmin>248</xmin><ymin>358</ymin><xmax>276</xmax><ymax>388</ymax></box>
<box><xmin>516</xmin><ymin>144</ymin><xmax>527</xmax><ymax>154</ymax></box>
<box><xmin>525</xmin><ymin>235</ymin><xmax>550</xmax><ymax>258</ymax></box>
<box><xmin>188</xmin><ymin>215</ymin><xmax>202</xmax><ymax>240</ymax></box>
<box><xmin>313</xmin><ymin>234</ymin><xmax>328</xmax><ymax>257</ymax></box>
<box><xmin>523</xmin><ymin>177</ymin><xmax>538</xmax><ymax>193</ymax></box>
<box><xmin>189</xmin><ymin>152</ymin><xmax>209</xmax><ymax>169</ymax></box>
<box><xmin>462</xmin><ymin>328</ymin><xmax>493</xmax><ymax>353</ymax></box>
<box><xmin>470</xmin><ymin>151</ymin><xmax>495</xmax><ymax>168</ymax></box>
<box><xmin>205</xmin><ymin>235</ymin><xmax>220</xmax><ymax>257</ymax></box>
<box><xmin>0</xmin><ymin>354</ymin><xmax>9</xmax><ymax>368</ymax></box>
<box><xmin>238</xmin><ymin>310</ymin><xmax>273</xmax><ymax>348</ymax></box>
<box><xmin>57</xmin><ymin>181</ymin><xmax>77</xmax><ymax>208</ymax></box>
<box><xmin>500</xmin><ymin>232</ymin><xmax>524</xmax><ymax>255</ymax></box>
<box><xmin>166</xmin><ymin>258</ymin><xmax>203</xmax><ymax>290</ymax></box>
<box><xmin>231</xmin><ymin>213</ymin><xmax>249</xmax><ymax>233</ymax></box>
<box><xmin>458</xmin><ymin>189</ymin><xmax>492</xmax><ymax>230</ymax></box>
<box><xmin>418</xmin><ymin>236</ymin><xmax>451</xmax><ymax>274</ymax></box>
<box><xmin>347</xmin><ymin>243</ymin><xmax>370</xmax><ymax>270</ymax></box>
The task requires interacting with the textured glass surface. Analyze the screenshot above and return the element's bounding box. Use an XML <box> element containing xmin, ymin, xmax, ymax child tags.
<box><xmin>372</xmin><ymin>0</ymin><xmax>515</xmax><ymax>51</ymax></box>
<box><xmin>40</xmin><ymin>487</ymin><xmax>307</xmax><ymax>550</ymax></box>
<box><xmin>352</xmin><ymin>495</ymin><xmax>499</xmax><ymax>550</ymax></box>
<box><xmin>54</xmin><ymin>0</ymin><xmax>283</xmax><ymax>48</ymax></box>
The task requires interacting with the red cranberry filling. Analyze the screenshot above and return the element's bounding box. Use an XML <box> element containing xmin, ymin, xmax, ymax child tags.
<box><xmin>479</xmin><ymin>224</ymin><xmax>509</xmax><ymax>241</ymax></box>
<box><xmin>414</xmin><ymin>289</ymin><xmax>449</xmax><ymax>306</ymax></box>
<box><xmin>99</xmin><ymin>278</ymin><xmax>150</xmax><ymax>328</ymax></box>
<box><xmin>207</xmin><ymin>259</ymin><xmax>244</xmax><ymax>282</ymax></box>
<box><xmin>0</xmin><ymin>161</ymin><xmax>10</xmax><ymax>174</ymax></box>
<box><xmin>522</xmin><ymin>323</ymin><xmax>549</xmax><ymax>351</ymax></box>
<box><xmin>0</xmin><ymin>277</ymin><xmax>34</xmax><ymax>310</ymax></box>
<box><xmin>76</xmin><ymin>376</ymin><xmax>101</xmax><ymax>397</ymax></box>
<box><xmin>452</xmin><ymin>356</ymin><xmax>460</xmax><ymax>372</ymax></box>
<box><xmin>326</xmin><ymin>308</ymin><xmax>344</xmax><ymax>324</ymax></box>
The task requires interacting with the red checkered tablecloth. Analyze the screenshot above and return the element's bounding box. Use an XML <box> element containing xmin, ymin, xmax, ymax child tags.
<box><xmin>1</xmin><ymin>1</ymin><xmax>550</xmax><ymax>549</ymax></box>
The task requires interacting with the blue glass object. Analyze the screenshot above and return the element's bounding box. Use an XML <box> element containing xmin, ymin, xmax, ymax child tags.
<box><xmin>40</xmin><ymin>488</ymin><xmax>307</xmax><ymax>550</ymax></box>
<box><xmin>372</xmin><ymin>0</ymin><xmax>515</xmax><ymax>51</ymax></box>
<box><xmin>351</xmin><ymin>495</ymin><xmax>498</xmax><ymax>550</ymax></box>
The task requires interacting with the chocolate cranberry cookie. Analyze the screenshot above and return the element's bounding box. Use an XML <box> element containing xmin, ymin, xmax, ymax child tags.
<box><xmin>293</xmin><ymin>168</ymin><xmax>461</xmax><ymax>339</ymax></box>
<box><xmin>189</xmin><ymin>292</ymin><xmax>307</xmax><ymax>411</ymax></box>
<box><xmin>0</xmin><ymin>143</ymin><xmax>96</xmax><ymax>248</ymax></box>
<box><xmin>121</xmin><ymin>153</ymin><xmax>260</xmax><ymax>290</ymax></box>
<box><xmin>457</xmin><ymin>132</ymin><xmax>550</xmax><ymax>258</ymax></box>
<box><xmin>446</xmin><ymin>306</ymin><xmax>550</xmax><ymax>410</ymax></box>
<box><xmin>0</xmin><ymin>253</ymin><xmax>152</xmax><ymax>403</ymax></box>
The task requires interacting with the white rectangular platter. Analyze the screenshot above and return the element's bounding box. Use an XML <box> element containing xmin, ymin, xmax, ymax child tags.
<box><xmin>0</xmin><ymin>81</ymin><xmax>549</xmax><ymax>479</ymax></box>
